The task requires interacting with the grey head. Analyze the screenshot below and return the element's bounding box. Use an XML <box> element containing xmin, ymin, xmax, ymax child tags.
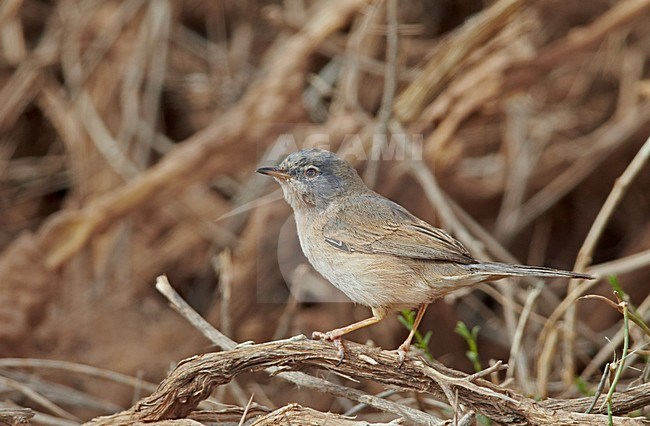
<box><xmin>257</xmin><ymin>148</ymin><xmax>368</xmax><ymax>211</ymax></box>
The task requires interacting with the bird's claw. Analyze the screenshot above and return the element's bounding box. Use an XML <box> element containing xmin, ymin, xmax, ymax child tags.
<box><xmin>332</xmin><ymin>338</ymin><xmax>345</xmax><ymax>365</ymax></box>
<box><xmin>312</xmin><ymin>331</ymin><xmax>346</xmax><ymax>365</ymax></box>
<box><xmin>312</xmin><ymin>330</ymin><xmax>334</xmax><ymax>341</ymax></box>
<box><xmin>396</xmin><ymin>343</ymin><xmax>409</xmax><ymax>367</ymax></box>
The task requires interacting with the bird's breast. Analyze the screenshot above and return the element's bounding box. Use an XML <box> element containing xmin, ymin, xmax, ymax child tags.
<box><xmin>294</xmin><ymin>212</ymin><xmax>430</xmax><ymax>308</ymax></box>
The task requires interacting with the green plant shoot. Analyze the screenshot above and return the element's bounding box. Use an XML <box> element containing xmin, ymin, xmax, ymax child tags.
<box><xmin>455</xmin><ymin>321</ymin><xmax>482</xmax><ymax>372</ymax></box>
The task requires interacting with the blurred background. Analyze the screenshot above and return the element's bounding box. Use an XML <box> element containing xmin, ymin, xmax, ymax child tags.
<box><xmin>0</xmin><ymin>0</ymin><xmax>649</xmax><ymax>422</ymax></box>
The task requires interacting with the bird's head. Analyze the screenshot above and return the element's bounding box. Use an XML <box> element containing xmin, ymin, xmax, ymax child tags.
<box><xmin>257</xmin><ymin>148</ymin><xmax>366</xmax><ymax>211</ymax></box>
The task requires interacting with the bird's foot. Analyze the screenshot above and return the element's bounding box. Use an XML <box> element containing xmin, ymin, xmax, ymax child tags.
<box><xmin>395</xmin><ymin>342</ymin><xmax>410</xmax><ymax>367</ymax></box>
<box><xmin>312</xmin><ymin>331</ymin><xmax>346</xmax><ymax>365</ymax></box>
<box><xmin>312</xmin><ymin>330</ymin><xmax>335</xmax><ymax>341</ymax></box>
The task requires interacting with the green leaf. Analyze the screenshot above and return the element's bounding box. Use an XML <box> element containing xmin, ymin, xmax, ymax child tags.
<box><xmin>607</xmin><ymin>275</ymin><xmax>624</xmax><ymax>296</ymax></box>
<box><xmin>456</xmin><ymin>321</ymin><xmax>482</xmax><ymax>372</ymax></box>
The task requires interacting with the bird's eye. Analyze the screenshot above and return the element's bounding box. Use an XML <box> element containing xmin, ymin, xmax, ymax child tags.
<box><xmin>304</xmin><ymin>166</ymin><xmax>319</xmax><ymax>179</ymax></box>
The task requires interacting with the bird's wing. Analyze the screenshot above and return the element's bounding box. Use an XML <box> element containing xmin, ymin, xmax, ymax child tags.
<box><xmin>322</xmin><ymin>194</ymin><xmax>475</xmax><ymax>264</ymax></box>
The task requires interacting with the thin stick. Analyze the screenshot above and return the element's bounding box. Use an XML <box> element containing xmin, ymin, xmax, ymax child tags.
<box><xmin>342</xmin><ymin>389</ymin><xmax>397</xmax><ymax>417</ymax></box>
<box><xmin>506</xmin><ymin>284</ymin><xmax>542</xmax><ymax>393</ymax></box>
<box><xmin>558</xmin><ymin>135</ymin><xmax>650</xmax><ymax>385</ymax></box>
<box><xmin>155</xmin><ymin>276</ymin><xmax>442</xmax><ymax>425</ymax></box>
<box><xmin>272</xmin><ymin>265</ymin><xmax>308</xmax><ymax>340</ymax></box>
<box><xmin>238</xmin><ymin>394</ymin><xmax>255</xmax><ymax>426</ymax></box>
<box><xmin>589</xmin><ymin>248</ymin><xmax>650</xmax><ymax>278</ymax></box>
<box><xmin>581</xmin><ymin>291</ymin><xmax>650</xmax><ymax>380</ymax></box>
<box><xmin>575</xmin><ymin>134</ymin><xmax>650</xmax><ymax>276</ymax></box>
<box><xmin>604</xmin><ymin>302</ymin><xmax>630</xmax><ymax>423</ymax></box>
<box><xmin>215</xmin><ymin>249</ymin><xmax>234</xmax><ymax>338</ymax></box>
<box><xmin>0</xmin><ymin>376</ymin><xmax>79</xmax><ymax>422</ymax></box>
<box><xmin>0</xmin><ymin>359</ymin><xmax>157</xmax><ymax>392</ymax></box>
<box><xmin>155</xmin><ymin>275</ymin><xmax>237</xmax><ymax>350</ymax></box>
<box><xmin>364</xmin><ymin>0</ymin><xmax>398</xmax><ymax>187</ymax></box>
<box><xmin>536</xmin><ymin>326</ymin><xmax>559</xmax><ymax>399</ymax></box>
<box><xmin>464</xmin><ymin>360</ymin><xmax>506</xmax><ymax>382</ymax></box>
<box><xmin>585</xmin><ymin>362</ymin><xmax>611</xmax><ymax>414</ymax></box>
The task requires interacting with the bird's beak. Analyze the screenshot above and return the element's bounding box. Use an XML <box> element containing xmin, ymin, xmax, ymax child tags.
<box><xmin>256</xmin><ymin>166</ymin><xmax>291</xmax><ymax>180</ymax></box>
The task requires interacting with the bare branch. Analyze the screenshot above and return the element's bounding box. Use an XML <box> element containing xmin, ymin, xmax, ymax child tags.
<box><xmin>84</xmin><ymin>337</ymin><xmax>648</xmax><ymax>425</ymax></box>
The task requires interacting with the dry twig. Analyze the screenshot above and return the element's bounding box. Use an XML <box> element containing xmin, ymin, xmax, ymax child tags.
<box><xmin>84</xmin><ymin>335</ymin><xmax>649</xmax><ymax>425</ymax></box>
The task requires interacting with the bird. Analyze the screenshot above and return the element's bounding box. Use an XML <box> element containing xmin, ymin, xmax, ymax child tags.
<box><xmin>257</xmin><ymin>148</ymin><xmax>593</xmax><ymax>363</ymax></box>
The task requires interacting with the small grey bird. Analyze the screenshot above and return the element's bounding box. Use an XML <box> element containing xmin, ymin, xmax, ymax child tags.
<box><xmin>257</xmin><ymin>148</ymin><xmax>592</xmax><ymax>363</ymax></box>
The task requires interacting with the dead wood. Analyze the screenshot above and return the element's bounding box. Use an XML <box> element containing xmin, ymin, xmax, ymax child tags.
<box><xmin>0</xmin><ymin>408</ymin><xmax>34</xmax><ymax>426</ymax></box>
<box><xmin>250</xmin><ymin>403</ymin><xmax>401</xmax><ymax>426</ymax></box>
<box><xmin>84</xmin><ymin>337</ymin><xmax>648</xmax><ymax>426</ymax></box>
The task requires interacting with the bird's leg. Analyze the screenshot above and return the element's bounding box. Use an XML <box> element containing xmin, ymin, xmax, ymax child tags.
<box><xmin>313</xmin><ymin>307</ymin><xmax>387</xmax><ymax>364</ymax></box>
<box><xmin>397</xmin><ymin>303</ymin><xmax>429</xmax><ymax>365</ymax></box>
<box><xmin>312</xmin><ymin>308</ymin><xmax>387</xmax><ymax>340</ymax></box>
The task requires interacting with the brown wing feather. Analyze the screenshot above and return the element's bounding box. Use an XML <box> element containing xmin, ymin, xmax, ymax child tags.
<box><xmin>322</xmin><ymin>193</ymin><xmax>475</xmax><ymax>264</ymax></box>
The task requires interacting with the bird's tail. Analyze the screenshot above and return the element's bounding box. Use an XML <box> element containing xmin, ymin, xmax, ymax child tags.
<box><xmin>467</xmin><ymin>262</ymin><xmax>593</xmax><ymax>280</ymax></box>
